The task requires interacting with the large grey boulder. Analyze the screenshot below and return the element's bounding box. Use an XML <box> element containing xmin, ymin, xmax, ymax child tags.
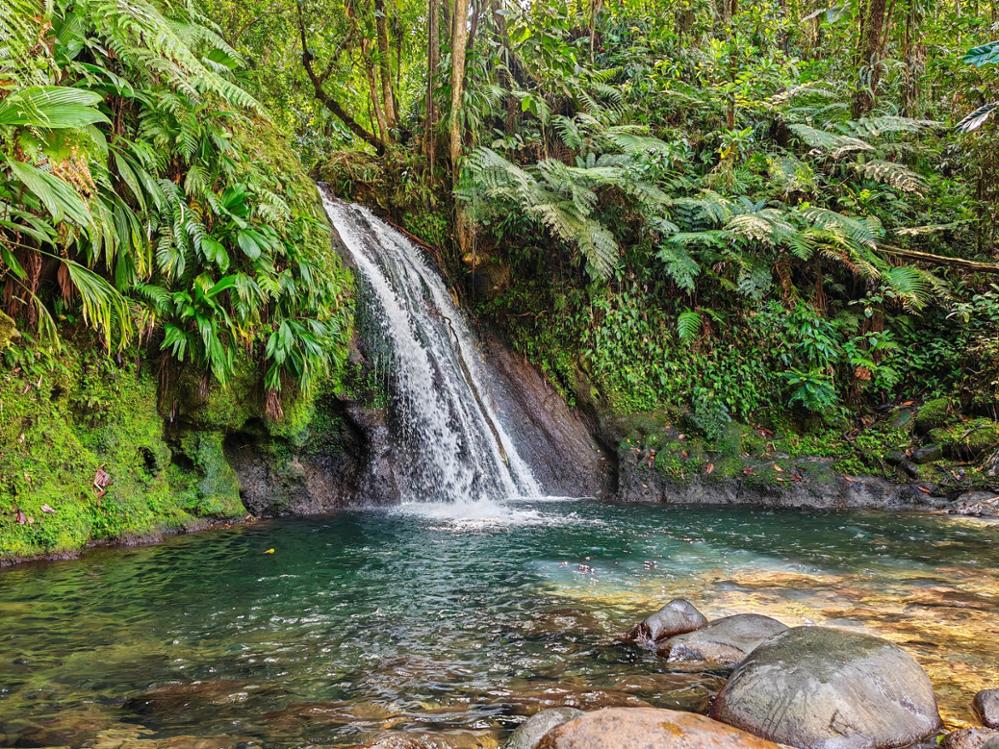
<box><xmin>975</xmin><ymin>689</ymin><xmax>999</xmax><ymax>729</ymax></box>
<box><xmin>626</xmin><ymin>598</ymin><xmax>708</xmax><ymax>647</ymax></box>
<box><xmin>711</xmin><ymin>626</ymin><xmax>941</xmax><ymax>749</ymax></box>
<box><xmin>536</xmin><ymin>707</ymin><xmax>785</xmax><ymax>749</ymax></box>
<box><xmin>658</xmin><ymin>614</ymin><xmax>787</xmax><ymax>669</ymax></box>
<box><xmin>503</xmin><ymin>708</ymin><xmax>583</xmax><ymax>749</ymax></box>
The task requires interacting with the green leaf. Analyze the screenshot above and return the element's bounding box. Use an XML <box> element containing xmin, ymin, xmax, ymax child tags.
<box><xmin>0</xmin><ymin>86</ymin><xmax>109</xmax><ymax>128</ymax></box>
<box><xmin>6</xmin><ymin>157</ymin><xmax>92</xmax><ymax>226</ymax></box>
<box><xmin>677</xmin><ymin>310</ymin><xmax>703</xmax><ymax>342</ymax></box>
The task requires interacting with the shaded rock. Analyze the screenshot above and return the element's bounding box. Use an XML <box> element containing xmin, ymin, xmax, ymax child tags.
<box><xmin>503</xmin><ymin>708</ymin><xmax>583</xmax><ymax>749</ymax></box>
<box><xmin>658</xmin><ymin>614</ymin><xmax>787</xmax><ymax>669</ymax></box>
<box><xmin>975</xmin><ymin>690</ymin><xmax>999</xmax><ymax>729</ymax></box>
<box><xmin>479</xmin><ymin>333</ymin><xmax>613</xmax><ymax>498</ymax></box>
<box><xmin>711</xmin><ymin>626</ymin><xmax>941</xmax><ymax>749</ymax></box>
<box><xmin>123</xmin><ymin>680</ymin><xmax>250</xmax><ymax>720</ymax></box>
<box><xmin>536</xmin><ymin>707</ymin><xmax>785</xmax><ymax>749</ymax></box>
<box><xmin>930</xmin><ymin>419</ymin><xmax>999</xmax><ymax>460</ymax></box>
<box><xmin>626</xmin><ymin>598</ymin><xmax>708</xmax><ymax>647</ymax></box>
<box><xmin>944</xmin><ymin>729</ymin><xmax>999</xmax><ymax>749</ymax></box>
<box><xmin>911</xmin><ymin>444</ymin><xmax>942</xmax><ymax>464</ymax></box>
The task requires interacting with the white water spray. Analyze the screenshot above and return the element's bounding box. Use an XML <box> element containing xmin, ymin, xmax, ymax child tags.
<box><xmin>320</xmin><ymin>192</ymin><xmax>541</xmax><ymax>504</ymax></box>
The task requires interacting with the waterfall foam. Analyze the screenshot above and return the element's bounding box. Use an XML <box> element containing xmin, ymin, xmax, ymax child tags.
<box><xmin>320</xmin><ymin>191</ymin><xmax>541</xmax><ymax>504</ymax></box>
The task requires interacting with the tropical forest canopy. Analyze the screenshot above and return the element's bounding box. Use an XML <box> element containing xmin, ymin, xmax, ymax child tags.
<box><xmin>2</xmin><ymin>0</ymin><xmax>998</xmax><ymax>430</ymax></box>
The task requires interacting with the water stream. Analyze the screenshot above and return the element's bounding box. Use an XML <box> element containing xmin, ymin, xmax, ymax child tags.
<box><xmin>320</xmin><ymin>194</ymin><xmax>540</xmax><ymax>504</ymax></box>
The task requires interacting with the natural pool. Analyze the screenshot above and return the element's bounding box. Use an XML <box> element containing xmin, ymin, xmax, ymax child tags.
<box><xmin>1</xmin><ymin>500</ymin><xmax>997</xmax><ymax>748</ymax></box>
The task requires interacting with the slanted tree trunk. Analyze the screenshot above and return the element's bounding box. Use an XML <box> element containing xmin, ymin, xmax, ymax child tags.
<box><xmin>295</xmin><ymin>0</ymin><xmax>384</xmax><ymax>153</ymax></box>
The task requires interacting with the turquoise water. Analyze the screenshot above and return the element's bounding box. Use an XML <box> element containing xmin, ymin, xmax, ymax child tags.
<box><xmin>1</xmin><ymin>500</ymin><xmax>997</xmax><ymax>748</ymax></box>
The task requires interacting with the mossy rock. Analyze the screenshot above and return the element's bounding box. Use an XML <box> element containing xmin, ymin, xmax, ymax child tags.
<box><xmin>915</xmin><ymin>398</ymin><xmax>952</xmax><ymax>433</ymax></box>
<box><xmin>176</xmin><ymin>431</ymin><xmax>243</xmax><ymax>516</ymax></box>
<box><xmin>929</xmin><ymin>418</ymin><xmax>999</xmax><ymax>460</ymax></box>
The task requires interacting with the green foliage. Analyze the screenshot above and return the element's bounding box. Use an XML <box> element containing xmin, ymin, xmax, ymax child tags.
<box><xmin>1</xmin><ymin>0</ymin><xmax>353</xmax><ymax>409</ymax></box>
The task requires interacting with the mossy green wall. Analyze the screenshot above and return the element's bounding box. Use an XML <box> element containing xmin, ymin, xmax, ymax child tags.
<box><xmin>0</xmin><ymin>342</ymin><xmax>249</xmax><ymax>560</ymax></box>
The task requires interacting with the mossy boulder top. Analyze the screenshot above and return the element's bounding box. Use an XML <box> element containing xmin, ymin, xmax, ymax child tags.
<box><xmin>711</xmin><ymin>626</ymin><xmax>941</xmax><ymax>749</ymax></box>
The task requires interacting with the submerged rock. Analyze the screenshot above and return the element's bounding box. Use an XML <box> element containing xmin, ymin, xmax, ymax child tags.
<box><xmin>535</xmin><ymin>707</ymin><xmax>785</xmax><ymax>749</ymax></box>
<box><xmin>503</xmin><ymin>708</ymin><xmax>583</xmax><ymax>749</ymax></box>
<box><xmin>658</xmin><ymin>614</ymin><xmax>787</xmax><ymax>669</ymax></box>
<box><xmin>711</xmin><ymin>626</ymin><xmax>941</xmax><ymax>749</ymax></box>
<box><xmin>975</xmin><ymin>690</ymin><xmax>999</xmax><ymax>729</ymax></box>
<box><xmin>626</xmin><ymin>598</ymin><xmax>707</xmax><ymax>647</ymax></box>
<box><xmin>944</xmin><ymin>728</ymin><xmax>999</xmax><ymax>749</ymax></box>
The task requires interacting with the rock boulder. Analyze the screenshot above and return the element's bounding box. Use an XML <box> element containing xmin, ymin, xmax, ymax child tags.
<box><xmin>627</xmin><ymin>599</ymin><xmax>708</xmax><ymax>647</ymax></box>
<box><xmin>658</xmin><ymin>614</ymin><xmax>787</xmax><ymax>669</ymax></box>
<box><xmin>535</xmin><ymin>707</ymin><xmax>785</xmax><ymax>749</ymax></box>
<box><xmin>975</xmin><ymin>690</ymin><xmax>999</xmax><ymax>729</ymax></box>
<box><xmin>711</xmin><ymin>626</ymin><xmax>941</xmax><ymax>749</ymax></box>
<box><xmin>503</xmin><ymin>708</ymin><xmax>583</xmax><ymax>749</ymax></box>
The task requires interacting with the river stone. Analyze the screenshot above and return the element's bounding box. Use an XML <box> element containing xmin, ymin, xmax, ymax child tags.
<box><xmin>711</xmin><ymin>626</ymin><xmax>941</xmax><ymax>749</ymax></box>
<box><xmin>535</xmin><ymin>707</ymin><xmax>785</xmax><ymax>749</ymax></box>
<box><xmin>503</xmin><ymin>708</ymin><xmax>583</xmax><ymax>749</ymax></box>
<box><xmin>658</xmin><ymin>614</ymin><xmax>787</xmax><ymax>669</ymax></box>
<box><xmin>627</xmin><ymin>598</ymin><xmax>708</xmax><ymax>646</ymax></box>
<box><xmin>975</xmin><ymin>690</ymin><xmax>999</xmax><ymax>728</ymax></box>
<box><xmin>944</xmin><ymin>728</ymin><xmax>999</xmax><ymax>749</ymax></box>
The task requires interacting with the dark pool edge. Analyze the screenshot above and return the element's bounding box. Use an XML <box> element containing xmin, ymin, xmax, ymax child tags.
<box><xmin>0</xmin><ymin>515</ymin><xmax>262</xmax><ymax>570</ymax></box>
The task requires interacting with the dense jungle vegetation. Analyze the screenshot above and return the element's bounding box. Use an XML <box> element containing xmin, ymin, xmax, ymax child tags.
<box><xmin>1</xmin><ymin>0</ymin><xmax>998</xmax><ymax>556</ymax></box>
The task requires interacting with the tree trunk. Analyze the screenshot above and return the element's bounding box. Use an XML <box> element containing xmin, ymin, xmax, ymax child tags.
<box><xmin>901</xmin><ymin>0</ymin><xmax>923</xmax><ymax>116</ymax></box>
<box><xmin>424</xmin><ymin>0</ymin><xmax>440</xmax><ymax>166</ymax></box>
<box><xmin>852</xmin><ymin>0</ymin><xmax>890</xmax><ymax>117</ymax></box>
<box><xmin>374</xmin><ymin>0</ymin><xmax>397</xmax><ymax>130</ymax></box>
<box><xmin>448</xmin><ymin>0</ymin><xmax>470</xmax><ymax>178</ymax></box>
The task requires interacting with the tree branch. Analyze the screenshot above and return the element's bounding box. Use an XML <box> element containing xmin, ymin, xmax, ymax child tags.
<box><xmin>295</xmin><ymin>0</ymin><xmax>384</xmax><ymax>153</ymax></box>
<box><xmin>880</xmin><ymin>245</ymin><xmax>999</xmax><ymax>274</ymax></box>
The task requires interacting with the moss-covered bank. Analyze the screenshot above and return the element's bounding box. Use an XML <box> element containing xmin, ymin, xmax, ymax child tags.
<box><xmin>0</xmin><ymin>342</ymin><xmax>239</xmax><ymax>560</ymax></box>
<box><xmin>0</xmin><ymin>327</ymin><xmax>363</xmax><ymax>563</ymax></box>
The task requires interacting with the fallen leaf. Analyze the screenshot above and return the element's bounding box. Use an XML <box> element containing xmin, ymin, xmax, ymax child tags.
<box><xmin>773</xmin><ymin>463</ymin><xmax>784</xmax><ymax>472</ymax></box>
<box><xmin>742</xmin><ymin>466</ymin><xmax>755</xmax><ymax>476</ymax></box>
<box><xmin>264</xmin><ymin>548</ymin><xmax>276</xmax><ymax>555</ymax></box>
<box><xmin>15</xmin><ymin>510</ymin><xmax>26</xmax><ymax>525</ymax></box>
<box><xmin>705</xmin><ymin>462</ymin><xmax>714</xmax><ymax>475</ymax></box>
<box><xmin>40</xmin><ymin>504</ymin><xmax>55</xmax><ymax>514</ymax></box>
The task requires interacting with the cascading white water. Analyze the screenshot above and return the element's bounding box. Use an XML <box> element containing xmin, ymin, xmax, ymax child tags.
<box><xmin>320</xmin><ymin>191</ymin><xmax>541</xmax><ymax>504</ymax></box>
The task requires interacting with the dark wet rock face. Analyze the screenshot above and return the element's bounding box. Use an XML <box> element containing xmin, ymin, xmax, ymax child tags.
<box><xmin>712</xmin><ymin>626</ymin><xmax>941</xmax><ymax>749</ymax></box>
<box><xmin>975</xmin><ymin>690</ymin><xmax>999</xmax><ymax>729</ymax></box>
<box><xmin>658</xmin><ymin>614</ymin><xmax>787</xmax><ymax>669</ymax></box>
<box><xmin>479</xmin><ymin>333</ymin><xmax>613</xmax><ymax>498</ymax></box>
<box><xmin>536</xmin><ymin>707</ymin><xmax>786</xmax><ymax>749</ymax></box>
<box><xmin>944</xmin><ymin>728</ymin><xmax>999</xmax><ymax>749</ymax></box>
<box><xmin>502</xmin><ymin>708</ymin><xmax>583</xmax><ymax>749</ymax></box>
<box><xmin>626</xmin><ymin>598</ymin><xmax>708</xmax><ymax>647</ymax></box>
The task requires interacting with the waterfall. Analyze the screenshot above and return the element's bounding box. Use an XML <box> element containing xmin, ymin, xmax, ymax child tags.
<box><xmin>320</xmin><ymin>191</ymin><xmax>541</xmax><ymax>504</ymax></box>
